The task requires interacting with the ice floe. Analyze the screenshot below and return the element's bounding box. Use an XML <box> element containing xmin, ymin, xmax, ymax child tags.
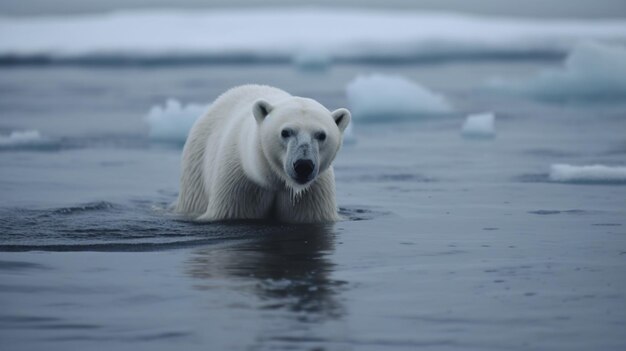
<box><xmin>1</xmin><ymin>10</ymin><xmax>625</xmax><ymax>64</ymax></box>
<box><xmin>346</xmin><ymin>74</ymin><xmax>453</xmax><ymax>121</ymax></box>
<box><xmin>0</xmin><ymin>130</ymin><xmax>56</xmax><ymax>149</ymax></box>
<box><xmin>461</xmin><ymin>112</ymin><xmax>496</xmax><ymax>139</ymax></box>
<box><xmin>488</xmin><ymin>42</ymin><xmax>626</xmax><ymax>100</ymax></box>
<box><xmin>342</xmin><ymin>123</ymin><xmax>356</xmax><ymax>145</ymax></box>
<box><xmin>549</xmin><ymin>164</ymin><xmax>626</xmax><ymax>183</ymax></box>
<box><xmin>292</xmin><ymin>48</ymin><xmax>332</xmax><ymax>72</ymax></box>
<box><xmin>145</xmin><ymin>99</ymin><xmax>207</xmax><ymax>143</ymax></box>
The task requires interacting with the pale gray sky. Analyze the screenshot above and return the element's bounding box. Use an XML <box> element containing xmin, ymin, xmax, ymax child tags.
<box><xmin>1</xmin><ymin>0</ymin><xmax>625</xmax><ymax>18</ymax></box>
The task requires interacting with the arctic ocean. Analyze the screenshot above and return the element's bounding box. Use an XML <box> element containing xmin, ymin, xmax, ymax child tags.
<box><xmin>1</xmin><ymin>7</ymin><xmax>626</xmax><ymax>351</ymax></box>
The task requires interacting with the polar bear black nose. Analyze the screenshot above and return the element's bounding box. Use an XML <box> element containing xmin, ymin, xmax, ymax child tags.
<box><xmin>294</xmin><ymin>159</ymin><xmax>314</xmax><ymax>180</ymax></box>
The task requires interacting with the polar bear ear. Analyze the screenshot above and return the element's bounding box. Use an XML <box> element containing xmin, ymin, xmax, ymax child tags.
<box><xmin>252</xmin><ymin>99</ymin><xmax>273</xmax><ymax>123</ymax></box>
<box><xmin>331</xmin><ymin>108</ymin><xmax>351</xmax><ymax>133</ymax></box>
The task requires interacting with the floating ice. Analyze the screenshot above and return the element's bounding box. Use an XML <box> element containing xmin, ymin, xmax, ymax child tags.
<box><xmin>145</xmin><ymin>99</ymin><xmax>207</xmax><ymax>143</ymax></box>
<box><xmin>292</xmin><ymin>49</ymin><xmax>332</xmax><ymax>72</ymax></box>
<box><xmin>342</xmin><ymin>122</ymin><xmax>356</xmax><ymax>145</ymax></box>
<box><xmin>0</xmin><ymin>130</ymin><xmax>55</xmax><ymax>150</ymax></box>
<box><xmin>1</xmin><ymin>10</ymin><xmax>626</xmax><ymax>64</ymax></box>
<box><xmin>461</xmin><ymin>112</ymin><xmax>496</xmax><ymax>139</ymax></box>
<box><xmin>488</xmin><ymin>42</ymin><xmax>626</xmax><ymax>100</ymax></box>
<box><xmin>346</xmin><ymin>74</ymin><xmax>453</xmax><ymax>121</ymax></box>
<box><xmin>549</xmin><ymin>164</ymin><xmax>626</xmax><ymax>184</ymax></box>
<box><xmin>0</xmin><ymin>130</ymin><xmax>42</xmax><ymax>146</ymax></box>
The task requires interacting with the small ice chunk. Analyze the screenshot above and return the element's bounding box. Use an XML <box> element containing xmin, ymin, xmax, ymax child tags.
<box><xmin>0</xmin><ymin>130</ymin><xmax>43</xmax><ymax>146</ymax></box>
<box><xmin>292</xmin><ymin>49</ymin><xmax>332</xmax><ymax>72</ymax></box>
<box><xmin>145</xmin><ymin>99</ymin><xmax>207</xmax><ymax>143</ymax></box>
<box><xmin>0</xmin><ymin>130</ymin><xmax>56</xmax><ymax>150</ymax></box>
<box><xmin>342</xmin><ymin>122</ymin><xmax>356</xmax><ymax>145</ymax></box>
<box><xmin>488</xmin><ymin>42</ymin><xmax>626</xmax><ymax>101</ymax></box>
<box><xmin>461</xmin><ymin>112</ymin><xmax>496</xmax><ymax>139</ymax></box>
<box><xmin>549</xmin><ymin>164</ymin><xmax>626</xmax><ymax>183</ymax></box>
<box><xmin>346</xmin><ymin>74</ymin><xmax>453</xmax><ymax>121</ymax></box>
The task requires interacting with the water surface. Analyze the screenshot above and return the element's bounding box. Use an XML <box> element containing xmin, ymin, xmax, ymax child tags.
<box><xmin>1</xmin><ymin>61</ymin><xmax>625</xmax><ymax>350</ymax></box>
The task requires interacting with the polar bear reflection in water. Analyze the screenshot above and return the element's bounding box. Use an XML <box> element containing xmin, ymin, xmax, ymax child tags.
<box><xmin>175</xmin><ymin>85</ymin><xmax>351</xmax><ymax>223</ymax></box>
<box><xmin>185</xmin><ymin>224</ymin><xmax>345</xmax><ymax>321</ymax></box>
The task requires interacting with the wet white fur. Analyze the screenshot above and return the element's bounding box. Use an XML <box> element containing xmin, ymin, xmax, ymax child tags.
<box><xmin>175</xmin><ymin>84</ymin><xmax>350</xmax><ymax>223</ymax></box>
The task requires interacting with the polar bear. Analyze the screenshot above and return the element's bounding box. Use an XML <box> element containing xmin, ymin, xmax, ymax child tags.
<box><xmin>175</xmin><ymin>85</ymin><xmax>351</xmax><ymax>223</ymax></box>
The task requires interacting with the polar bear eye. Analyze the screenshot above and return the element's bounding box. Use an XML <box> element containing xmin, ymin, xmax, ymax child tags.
<box><xmin>281</xmin><ymin>129</ymin><xmax>294</xmax><ymax>138</ymax></box>
<box><xmin>315</xmin><ymin>132</ymin><xmax>326</xmax><ymax>142</ymax></box>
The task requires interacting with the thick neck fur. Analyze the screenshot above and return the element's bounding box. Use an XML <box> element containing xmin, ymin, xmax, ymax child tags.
<box><xmin>238</xmin><ymin>121</ymin><xmax>315</xmax><ymax>202</ymax></box>
<box><xmin>239</xmin><ymin>122</ymin><xmax>281</xmax><ymax>190</ymax></box>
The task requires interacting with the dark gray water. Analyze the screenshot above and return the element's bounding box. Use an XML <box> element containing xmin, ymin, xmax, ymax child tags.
<box><xmin>1</xmin><ymin>58</ymin><xmax>626</xmax><ymax>350</ymax></box>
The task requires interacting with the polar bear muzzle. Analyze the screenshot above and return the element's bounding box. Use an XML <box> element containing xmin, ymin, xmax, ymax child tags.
<box><xmin>285</xmin><ymin>135</ymin><xmax>319</xmax><ymax>185</ymax></box>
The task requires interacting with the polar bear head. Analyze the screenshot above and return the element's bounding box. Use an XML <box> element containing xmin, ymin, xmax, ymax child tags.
<box><xmin>253</xmin><ymin>97</ymin><xmax>350</xmax><ymax>191</ymax></box>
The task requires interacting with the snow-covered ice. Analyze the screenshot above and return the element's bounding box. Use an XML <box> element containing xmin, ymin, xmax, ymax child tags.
<box><xmin>145</xmin><ymin>99</ymin><xmax>206</xmax><ymax>143</ymax></box>
<box><xmin>488</xmin><ymin>42</ymin><xmax>626</xmax><ymax>100</ymax></box>
<box><xmin>461</xmin><ymin>112</ymin><xmax>496</xmax><ymax>138</ymax></box>
<box><xmin>549</xmin><ymin>164</ymin><xmax>626</xmax><ymax>183</ymax></box>
<box><xmin>1</xmin><ymin>10</ymin><xmax>626</xmax><ymax>63</ymax></box>
<box><xmin>346</xmin><ymin>74</ymin><xmax>453</xmax><ymax>121</ymax></box>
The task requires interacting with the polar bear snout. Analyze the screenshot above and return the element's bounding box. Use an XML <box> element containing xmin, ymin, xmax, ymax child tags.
<box><xmin>293</xmin><ymin>159</ymin><xmax>315</xmax><ymax>183</ymax></box>
<box><xmin>284</xmin><ymin>135</ymin><xmax>320</xmax><ymax>186</ymax></box>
